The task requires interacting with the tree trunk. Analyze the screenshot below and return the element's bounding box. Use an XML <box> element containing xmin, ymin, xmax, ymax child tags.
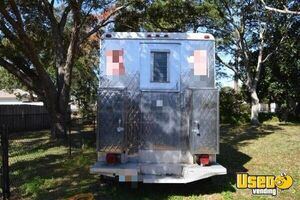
<box><xmin>250</xmin><ymin>89</ymin><xmax>260</xmax><ymax>125</ymax></box>
<box><xmin>45</xmin><ymin>96</ymin><xmax>70</xmax><ymax>138</ymax></box>
<box><xmin>49</xmin><ymin>109</ymin><xmax>70</xmax><ymax>138</ymax></box>
<box><xmin>233</xmin><ymin>73</ymin><xmax>239</xmax><ymax>92</ymax></box>
<box><xmin>50</xmin><ymin>114</ymin><xmax>66</xmax><ymax>138</ymax></box>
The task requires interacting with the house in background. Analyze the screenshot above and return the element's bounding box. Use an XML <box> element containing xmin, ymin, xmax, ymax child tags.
<box><xmin>259</xmin><ymin>103</ymin><xmax>277</xmax><ymax>113</ymax></box>
<box><xmin>0</xmin><ymin>89</ymin><xmax>42</xmax><ymax>105</ymax></box>
<box><xmin>0</xmin><ymin>90</ymin><xmax>19</xmax><ymax>103</ymax></box>
<box><xmin>0</xmin><ymin>89</ymin><xmax>79</xmax><ymax>113</ymax></box>
<box><xmin>0</xmin><ymin>89</ymin><xmax>48</xmax><ymax>132</ymax></box>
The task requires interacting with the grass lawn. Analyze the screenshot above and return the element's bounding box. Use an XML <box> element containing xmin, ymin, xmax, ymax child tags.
<box><xmin>7</xmin><ymin>122</ymin><xmax>300</xmax><ymax>200</ymax></box>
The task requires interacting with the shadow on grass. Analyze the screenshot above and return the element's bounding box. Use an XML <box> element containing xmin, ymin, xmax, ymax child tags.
<box><xmin>9</xmin><ymin>148</ymin><xmax>98</xmax><ymax>200</ymax></box>
<box><xmin>216</xmin><ymin>124</ymin><xmax>283</xmax><ymax>189</ymax></box>
<box><xmin>220</xmin><ymin>124</ymin><xmax>283</xmax><ymax>148</ymax></box>
<box><xmin>91</xmin><ymin>178</ymin><xmax>236</xmax><ymax>200</ymax></box>
<box><xmin>7</xmin><ymin>123</ymin><xmax>283</xmax><ymax>200</ymax></box>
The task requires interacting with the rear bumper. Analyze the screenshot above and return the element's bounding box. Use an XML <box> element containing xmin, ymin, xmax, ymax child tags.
<box><xmin>90</xmin><ymin>162</ymin><xmax>226</xmax><ymax>184</ymax></box>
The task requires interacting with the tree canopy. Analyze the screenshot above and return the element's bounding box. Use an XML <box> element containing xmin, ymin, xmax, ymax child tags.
<box><xmin>0</xmin><ymin>0</ymin><xmax>299</xmax><ymax>131</ymax></box>
<box><xmin>0</xmin><ymin>0</ymin><xmax>124</xmax><ymax>136</ymax></box>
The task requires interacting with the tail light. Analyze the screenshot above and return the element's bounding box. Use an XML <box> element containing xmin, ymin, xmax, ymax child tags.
<box><xmin>106</xmin><ymin>153</ymin><xmax>120</xmax><ymax>164</ymax></box>
<box><xmin>197</xmin><ymin>154</ymin><xmax>210</xmax><ymax>166</ymax></box>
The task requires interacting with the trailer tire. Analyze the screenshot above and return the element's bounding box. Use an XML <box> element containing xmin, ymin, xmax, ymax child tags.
<box><xmin>100</xmin><ymin>175</ymin><xmax>117</xmax><ymax>185</ymax></box>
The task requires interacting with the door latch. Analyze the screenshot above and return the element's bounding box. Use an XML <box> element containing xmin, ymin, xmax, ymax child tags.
<box><xmin>192</xmin><ymin>120</ymin><xmax>200</xmax><ymax>136</ymax></box>
<box><xmin>117</xmin><ymin>118</ymin><xmax>124</xmax><ymax>133</ymax></box>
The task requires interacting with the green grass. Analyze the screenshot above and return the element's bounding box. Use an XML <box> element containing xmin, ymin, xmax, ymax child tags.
<box><xmin>8</xmin><ymin>122</ymin><xmax>300</xmax><ymax>200</ymax></box>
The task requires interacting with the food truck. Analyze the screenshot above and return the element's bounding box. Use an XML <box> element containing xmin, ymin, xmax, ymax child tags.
<box><xmin>90</xmin><ymin>32</ymin><xmax>226</xmax><ymax>183</ymax></box>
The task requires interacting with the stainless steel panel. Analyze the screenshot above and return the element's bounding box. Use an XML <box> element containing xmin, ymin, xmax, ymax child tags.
<box><xmin>98</xmin><ymin>38</ymin><xmax>218</xmax><ymax>156</ymax></box>
<box><xmin>140</xmin><ymin>92</ymin><xmax>181</xmax><ymax>150</ymax></box>
<box><xmin>98</xmin><ymin>89</ymin><xmax>126</xmax><ymax>153</ymax></box>
<box><xmin>124</xmin><ymin>90</ymin><xmax>141</xmax><ymax>154</ymax></box>
<box><xmin>98</xmin><ymin>73</ymin><xmax>141</xmax><ymax>153</ymax></box>
<box><xmin>190</xmin><ymin>89</ymin><xmax>219</xmax><ymax>154</ymax></box>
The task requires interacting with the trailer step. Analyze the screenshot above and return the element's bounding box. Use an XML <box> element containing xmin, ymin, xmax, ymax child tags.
<box><xmin>90</xmin><ymin>162</ymin><xmax>139</xmax><ymax>176</ymax></box>
<box><xmin>140</xmin><ymin>163</ymin><xmax>186</xmax><ymax>176</ymax></box>
<box><xmin>142</xmin><ymin>175</ymin><xmax>186</xmax><ymax>183</ymax></box>
<box><xmin>143</xmin><ymin>164</ymin><xmax>226</xmax><ymax>184</ymax></box>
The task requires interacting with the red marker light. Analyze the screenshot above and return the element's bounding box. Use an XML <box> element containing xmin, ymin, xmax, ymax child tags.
<box><xmin>198</xmin><ymin>154</ymin><xmax>210</xmax><ymax>166</ymax></box>
<box><xmin>204</xmin><ymin>35</ymin><xmax>210</xmax><ymax>39</ymax></box>
<box><xmin>106</xmin><ymin>153</ymin><xmax>120</xmax><ymax>164</ymax></box>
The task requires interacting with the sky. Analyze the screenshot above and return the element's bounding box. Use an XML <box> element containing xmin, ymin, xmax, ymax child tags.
<box><xmin>217</xmin><ymin>52</ymin><xmax>235</xmax><ymax>88</ymax></box>
<box><xmin>220</xmin><ymin>69</ymin><xmax>234</xmax><ymax>88</ymax></box>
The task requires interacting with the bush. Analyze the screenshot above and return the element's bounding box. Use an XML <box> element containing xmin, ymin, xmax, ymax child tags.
<box><xmin>219</xmin><ymin>87</ymin><xmax>250</xmax><ymax>124</ymax></box>
<box><xmin>276</xmin><ymin>103</ymin><xmax>300</xmax><ymax>123</ymax></box>
<box><xmin>258</xmin><ymin>113</ymin><xmax>279</xmax><ymax>123</ymax></box>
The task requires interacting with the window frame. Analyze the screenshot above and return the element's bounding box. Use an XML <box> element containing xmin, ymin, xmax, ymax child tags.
<box><xmin>150</xmin><ymin>50</ymin><xmax>170</xmax><ymax>83</ymax></box>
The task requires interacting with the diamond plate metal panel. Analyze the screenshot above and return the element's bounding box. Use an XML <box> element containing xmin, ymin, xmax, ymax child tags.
<box><xmin>140</xmin><ymin>92</ymin><xmax>181</xmax><ymax>150</ymax></box>
<box><xmin>98</xmin><ymin>89</ymin><xmax>126</xmax><ymax>153</ymax></box>
<box><xmin>190</xmin><ymin>89</ymin><xmax>219</xmax><ymax>154</ymax></box>
<box><xmin>98</xmin><ymin>73</ymin><xmax>141</xmax><ymax>153</ymax></box>
<box><xmin>180</xmin><ymin>89</ymin><xmax>193</xmax><ymax>151</ymax></box>
<box><xmin>124</xmin><ymin>73</ymin><xmax>141</xmax><ymax>153</ymax></box>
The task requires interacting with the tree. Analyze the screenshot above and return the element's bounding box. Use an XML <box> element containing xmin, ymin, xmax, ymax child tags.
<box><xmin>208</xmin><ymin>0</ymin><xmax>294</xmax><ymax>124</ymax></box>
<box><xmin>0</xmin><ymin>34</ymin><xmax>100</xmax><ymax>117</ymax></box>
<box><xmin>260</xmin><ymin>0</ymin><xmax>300</xmax><ymax>15</ymax></box>
<box><xmin>0</xmin><ymin>67</ymin><xmax>23</xmax><ymax>92</ymax></box>
<box><xmin>0</xmin><ymin>1</ymin><xmax>125</xmax><ymax>137</ymax></box>
<box><xmin>71</xmin><ymin>35</ymin><xmax>100</xmax><ymax>119</ymax></box>
<box><xmin>220</xmin><ymin>87</ymin><xmax>250</xmax><ymax>124</ymax></box>
<box><xmin>114</xmin><ymin>0</ymin><xmax>216</xmax><ymax>32</ymax></box>
<box><xmin>258</xmin><ymin>11</ymin><xmax>300</xmax><ymax>121</ymax></box>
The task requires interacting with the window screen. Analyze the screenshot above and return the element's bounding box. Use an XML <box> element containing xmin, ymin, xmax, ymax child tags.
<box><xmin>152</xmin><ymin>52</ymin><xmax>169</xmax><ymax>82</ymax></box>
